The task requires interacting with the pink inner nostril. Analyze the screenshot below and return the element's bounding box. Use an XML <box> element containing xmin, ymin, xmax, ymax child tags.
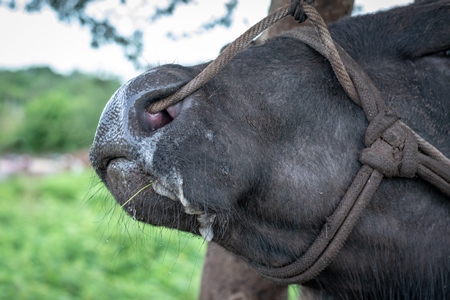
<box><xmin>142</xmin><ymin>102</ymin><xmax>182</xmax><ymax>131</ymax></box>
<box><xmin>167</xmin><ymin>102</ymin><xmax>181</xmax><ymax>119</ymax></box>
<box><xmin>144</xmin><ymin>110</ymin><xmax>173</xmax><ymax>131</ymax></box>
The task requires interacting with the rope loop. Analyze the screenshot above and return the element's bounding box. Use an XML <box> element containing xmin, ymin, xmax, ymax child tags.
<box><xmin>290</xmin><ymin>0</ymin><xmax>315</xmax><ymax>23</ymax></box>
<box><xmin>360</xmin><ymin>141</ymin><xmax>400</xmax><ymax>178</ymax></box>
<box><xmin>399</xmin><ymin>130</ymin><xmax>418</xmax><ymax>178</ymax></box>
<box><xmin>360</xmin><ymin>111</ymin><xmax>419</xmax><ymax>178</ymax></box>
<box><xmin>364</xmin><ymin>110</ymin><xmax>399</xmax><ymax>147</ymax></box>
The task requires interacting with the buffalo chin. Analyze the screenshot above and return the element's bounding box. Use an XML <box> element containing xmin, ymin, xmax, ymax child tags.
<box><xmin>103</xmin><ymin>158</ymin><xmax>200</xmax><ymax>234</ymax></box>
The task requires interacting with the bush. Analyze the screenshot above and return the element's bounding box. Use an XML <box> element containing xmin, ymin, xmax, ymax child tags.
<box><xmin>0</xmin><ymin>67</ymin><xmax>121</xmax><ymax>154</ymax></box>
<box><xmin>0</xmin><ymin>171</ymin><xmax>206</xmax><ymax>299</ymax></box>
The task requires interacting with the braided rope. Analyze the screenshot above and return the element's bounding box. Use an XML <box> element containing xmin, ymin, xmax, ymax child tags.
<box><xmin>302</xmin><ymin>5</ymin><xmax>359</xmax><ymax>103</ymax></box>
<box><xmin>147</xmin><ymin>5</ymin><xmax>291</xmax><ymax>114</ymax></box>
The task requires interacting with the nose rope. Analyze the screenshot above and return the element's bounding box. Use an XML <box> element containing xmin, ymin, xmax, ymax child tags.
<box><xmin>146</xmin><ymin>4</ymin><xmax>292</xmax><ymax>114</ymax></box>
<box><xmin>147</xmin><ymin>0</ymin><xmax>450</xmax><ymax>284</ymax></box>
<box><xmin>147</xmin><ymin>0</ymin><xmax>361</xmax><ymax>116</ymax></box>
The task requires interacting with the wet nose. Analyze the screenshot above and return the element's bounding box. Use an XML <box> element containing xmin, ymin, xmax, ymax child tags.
<box><xmin>90</xmin><ymin>65</ymin><xmax>193</xmax><ymax>175</ymax></box>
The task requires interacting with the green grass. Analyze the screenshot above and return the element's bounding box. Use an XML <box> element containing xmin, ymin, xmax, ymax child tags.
<box><xmin>0</xmin><ymin>170</ymin><xmax>206</xmax><ymax>300</ymax></box>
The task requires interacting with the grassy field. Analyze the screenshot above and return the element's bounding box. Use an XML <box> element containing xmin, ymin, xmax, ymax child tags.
<box><xmin>0</xmin><ymin>170</ymin><xmax>206</xmax><ymax>300</ymax></box>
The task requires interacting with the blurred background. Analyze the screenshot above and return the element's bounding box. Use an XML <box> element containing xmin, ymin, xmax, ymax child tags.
<box><xmin>0</xmin><ymin>0</ymin><xmax>411</xmax><ymax>299</ymax></box>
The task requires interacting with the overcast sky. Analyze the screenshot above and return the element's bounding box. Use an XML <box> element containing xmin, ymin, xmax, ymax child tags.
<box><xmin>0</xmin><ymin>0</ymin><xmax>412</xmax><ymax>82</ymax></box>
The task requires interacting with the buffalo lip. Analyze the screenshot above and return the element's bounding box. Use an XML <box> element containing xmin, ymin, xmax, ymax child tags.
<box><xmin>151</xmin><ymin>179</ymin><xmax>217</xmax><ymax>242</ymax></box>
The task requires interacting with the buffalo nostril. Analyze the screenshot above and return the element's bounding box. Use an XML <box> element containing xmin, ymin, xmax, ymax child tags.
<box><xmin>166</xmin><ymin>102</ymin><xmax>182</xmax><ymax>119</ymax></box>
<box><xmin>140</xmin><ymin>101</ymin><xmax>183</xmax><ymax>132</ymax></box>
<box><xmin>132</xmin><ymin>70</ymin><xmax>192</xmax><ymax>133</ymax></box>
<box><xmin>142</xmin><ymin>109</ymin><xmax>174</xmax><ymax>131</ymax></box>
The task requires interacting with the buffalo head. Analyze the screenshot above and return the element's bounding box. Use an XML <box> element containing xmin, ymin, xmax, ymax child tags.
<box><xmin>91</xmin><ymin>1</ymin><xmax>450</xmax><ymax>298</ymax></box>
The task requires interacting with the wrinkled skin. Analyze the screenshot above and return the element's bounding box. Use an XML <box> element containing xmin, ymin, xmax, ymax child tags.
<box><xmin>91</xmin><ymin>1</ymin><xmax>450</xmax><ymax>299</ymax></box>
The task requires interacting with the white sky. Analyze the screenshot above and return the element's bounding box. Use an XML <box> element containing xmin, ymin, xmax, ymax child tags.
<box><xmin>0</xmin><ymin>0</ymin><xmax>412</xmax><ymax>82</ymax></box>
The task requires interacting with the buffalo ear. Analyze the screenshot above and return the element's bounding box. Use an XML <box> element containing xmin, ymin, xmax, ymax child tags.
<box><xmin>396</xmin><ymin>1</ymin><xmax>450</xmax><ymax>58</ymax></box>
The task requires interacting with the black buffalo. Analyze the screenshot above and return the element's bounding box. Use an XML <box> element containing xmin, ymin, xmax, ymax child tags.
<box><xmin>90</xmin><ymin>1</ymin><xmax>450</xmax><ymax>299</ymax></box>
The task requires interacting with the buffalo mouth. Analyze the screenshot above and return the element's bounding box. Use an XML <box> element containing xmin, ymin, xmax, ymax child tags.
<box><xmin>102</xmin><ymin>157</ymin><xmax>216</xmax><ymax>241</ymax></box>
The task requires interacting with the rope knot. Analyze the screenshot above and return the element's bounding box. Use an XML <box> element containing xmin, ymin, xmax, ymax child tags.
<box><xmin>290</xmin><ymin>0</ymin><xmax>315</xmax><ymax>23</ymax></box>
<box><xmin>360</xmin><ymin>110</ymin><xmax>418</xmax><ymax>178</ymax></box>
